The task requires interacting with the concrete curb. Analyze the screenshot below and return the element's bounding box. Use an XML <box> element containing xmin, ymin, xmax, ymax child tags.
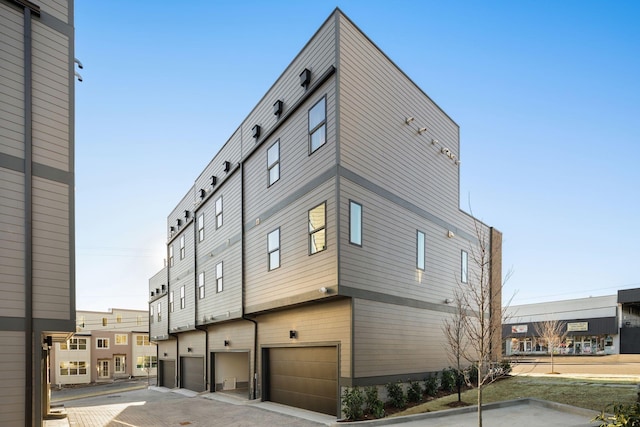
<box><xmin>50</xmin><ymin>384</ymin><xmax>148</xmax><ymax>404</ymax></box>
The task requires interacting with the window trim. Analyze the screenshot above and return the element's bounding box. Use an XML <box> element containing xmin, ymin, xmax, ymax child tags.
<box><xmin>169</xmin><ymin>290</ymin><xmax>174</xmax><ymax>312</ymax></box>
<box><xmin>157</xmin><ymin>302</ymin><xmax>162</xmax><ymax>322</ymax></box>
<box><xmin>115</xmin><ymin>334</ymin><xmax>128</xmax><ymax>345</ymax></box>
<box><xmin>308</xmin><ymin>96</ymin><xmax>327</xmax><ymax>154</ymax></box>
<box><xmin>216</xmin><ymin>262</ymin><xmax>223</xmax><ymax>293</ymax></box>
<box><xmin>461</xmin><ymin>250</ymin><xmax>469</xmax><ymax>283</ymax></box>
<box><xmin>198</xmin><ymin>213</ymin><xmax>205</xmax><ymax>242</ymax></box>
<box><xmin>198</xmin><ymin>271</ymin><xmax>205</xmax><ymax>299</ymax></box>
<box><xmin>96</xmin><ymin>338</ymin><xmax>110</xmax><ymax>349</ymax></box>
<box><xmin>267</xmin><ymin>139</ymin><xmax>280</xmax><ymax>187</ymax></box>
<box><xmin>180</xmin><ymin>235</ymin><xmax>185</xmax><ymax>260</ymax></box>
<box><xmin>267</xmin><ymin>227</ymin><xmax>281</xmax><ymax>271</ymax></box>
<box><xmin>417</xmin><ymin>230</ymin><xmax>426</xmax><ymax>271</ymax></box>
<box><xmin>180</xmin><ymin>285</ymin><xmax>185</xmax><ymax>309</ymax></box>
<box><xmin>169</xmin><ymin>245</ymin><xmax>174</xmax><ymax>267</ymax></box>
<box><xmin>215</xmin><ymin>196</ymin><xmax>223</xmax><ymax>229</ymax></box>
<box><xmin>349</xmin><ymin>200</ymin><xmax>363</xmax><ymax>247</ymax></box>
<box><xmin>308</xmin><ymin>201</ymin><xmax>327</xmax><ymax>255</ymax></box>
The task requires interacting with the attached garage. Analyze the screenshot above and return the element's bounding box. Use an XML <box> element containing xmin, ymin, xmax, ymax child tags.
<box><xmin>264</xmin><ymin>346</ymin><xmax>338</xmax><ymax>416</ymax></box>
<box><xmin>159</xmin><ymin>360</ymin><xmax>175</xmax><ymax>388</ymax></box>
<box><xmin>180</xmin><ymin>356</ymin><xmax>205</xmax><ymax>392</ymax></box>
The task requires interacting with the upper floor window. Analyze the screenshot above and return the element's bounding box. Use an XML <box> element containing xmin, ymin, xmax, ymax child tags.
<box><xmin>417</xmin><ymin>230</ymin><xmax>425</xmax><ymax>270</ymax></box>
<box><xmin>461</xmin><ymin>250</ymin><xmax>468</xmax><ymax>283</ymax></box>
<box><xmin>115</xmin><ymin>334</ymin><xmax>128</xmax><ymax>345</ymax></box>
<box><xmin>268</xmin><ymin>228</ymin><xmax>280</xmax><ymax>270</ymax></box>
<box><xmin>180</xmin><ymin>235</ymin><xmax>185</xmax><ymax>259</ymax></box>
<box><xmin>96</xmin><ymin>338</ymin><xmax>109</xmax><ymax>349</ymax></box>
<box><xmin>169</xmin><ymin>245</ymin><xmax>174</xmax><ymax>267</ymax></box>
<box><xmin>180</xmin><ymin>285</ymin><xmax>185</xmax><ymax>309</ymax></box>
<box><xmin>157</xmin><ymin>302</ymin><xmax>162</xmax><ymax>322</ymax></box>
<box><xmin>150</xmin><ymin>305</ymin><xmax>154</xmax><ymax>323</ymax></box>
<box><xmin>102</xmin><ymin>317</ymin><xmax>108</xmax><ymax>326</ymax></box>
<box><xmin>215</xmin><ymin>196</ymin><xmax>223</xmax><ymax>229</ymax></box>
<box><xmin>308</xmin><ymin>97</ymin><xmax>326</xmax><ymax>153</ymax></box>
<box><xmin>198</xmin><ymin>213</ymin><xmax>205</xmax><ymax>242</ymax></box>
<box><xmin>349</xmin><ymin>201</ymin><xmax>362</xmax><ymax>246</ymax></box>
<box><xmin>216</xmin><ymin>262</ymin><xmax>223</xmax><ymax>293</ymax></box>
<box><xmin>308</xmin><ymin>202</ymin><xmax>326</xmax><ymax>255</ymax></box>
<box><xmin>61</xmin><ymin>338</ymin><xmax>87</xmax><ymax>351</ymax></box>
<box><xmin>198</xmin><ymin>272</ymin><xmax>205</xmax><ymax>299</ymax></box>
<box><xmin>169</xmin><ymin>291</ymin><xmax>174</xmax><ymax>312</ymax></box>
<box><xmin>267</xmin><ymin>140</ymin><xmax>280</xmax><ymax>186</ymax></box>
<box><xmin>136</xmin><ymin>335</ymin><xmax>151</xmax><ymax>346</ymax></box>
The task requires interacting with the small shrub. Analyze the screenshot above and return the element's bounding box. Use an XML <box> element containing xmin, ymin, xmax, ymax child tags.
<box><xmin>467</xmin><ymin>363</ymin><xmax>479</xmax><ymax>386</ymax></box>
<box><xmin>341</xmin><ymin>386</ymin><xmax>364</xmax><ymax>420</ymax></box>
<box><xmin>593</xmin><ymin>402</ymin><xmax>640</xmax><ymax>427</ymax></box>
<box><xmin>407</xmin><ymin>380</ymin><xmax>423</xmax><ymax>403</ymax></box>
<box><xmin>499</xmin><ymin>359</ymin><xmax>512</xmax><ymax>375</ymax></box>
<box><xmin>386</xmin><ymin>381</ymin><xmax>407</xmax><ymax>409</ymax></box>
<box><xmin>423</xmin><ymin>374</ymin><xmax>438</xmax><ymax>397</ymax></box>
<box><xmin>440</xmin><ymin>368</ymin><xmax>456</xmax><ymax>392</ymax></box>
<box><xmin>364</xmin><ymin>386</ymin><xmax>385</xmax><ymax>419</ymax></box>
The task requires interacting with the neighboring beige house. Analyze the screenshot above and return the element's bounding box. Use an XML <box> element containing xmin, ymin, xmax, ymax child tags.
<box><xmin>51</xmin><ymin>309</ymin><xmax>156</xmax><ymax>386</ymax></box>
<box><xmin>149</xmin><ymin>8</ymin><xmax>502</xmax><ymax>417</ymax></box>
<box><xmin>0</xmin><ymin>0</ymin><xmax>76</xmax><ymax>425</ymax></box>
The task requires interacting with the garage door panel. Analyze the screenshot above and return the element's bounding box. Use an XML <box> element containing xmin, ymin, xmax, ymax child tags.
<box><xmin>160</xmin><ymin>360</ymin><xmax>175</xmax><ymax>388</ymax></box>
<box><xmin>181</xmin><ymin>356</ymin><xmax>205</xmax><ymax>392</ymax></box>
<box><xmin>268</xmin><ymin>347</ymin><xmax>337</xmax><ymax>416</ymax></box>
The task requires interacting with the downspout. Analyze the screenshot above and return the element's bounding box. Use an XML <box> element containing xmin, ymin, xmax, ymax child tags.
<box><xmin>240</xmin><ymin>160</ymin><xmax>258</xmax><ymax>400</ymax></box>
<box><xmin>193</xmin><ymin>212</ymin><xmax>209</xmax><ymax>391</ymax></box>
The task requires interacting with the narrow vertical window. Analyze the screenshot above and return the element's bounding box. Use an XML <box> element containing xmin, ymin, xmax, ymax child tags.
<box><xmin>150</xmin><ymin>306</ymin><xmax>154</xmax><ymax>323</ymax></box>
<box><xmin>349</xmin><ymin>201</ymin><xmax>362</xmax><ymax>246</ymax></box>
<box><xmin>180</xmin><ymin>235</ymin><xmax>185</xmax><ymax>259</ymax></box>
<box><xmin>461</xmin><ymin>250</ymin><xmax>468</xmax><ymax>283</ymax></box>
<box><xmin>308</xmin><ymin>202</ymin><xmax>326</xmax><ymax>254</ymax></box>
<box><xmin>215</xmin><ymin>196</ymin><xmax>223</xmax><ymax>229</ymax></box>
<box><xmin>198</xmin><ymin>272</ymin><xmax>205</xmax><ymax>299</ymax></box>
<box><xmin>308</xmin><ymin>97</ymin><xmax>326</xmax><ymax>153</ymax></box>
<box><xmin>169</xmin><ymin>291</ymin><xmax>174</xmax><ymax>312</ymax></box>
<box><xmin>180</xmin><ymin>285</ymin><xmax>185</xmax><ymax>309</ymax></box>
<box><xmin>198</xmin><ymin>213</ymin><xmax>205</xmax><ymax>241</ymax></box>
<box><xmin>216</xmin><ymin>262</ymin><xmax>223</xmax><ymax>293</ymax></box>
<box><xmin>417</xmin><ymin>230</ymin><xmax>425</xmax><ymax>270</ymax></box>
<box><xmin>268</xmin><ymin>228</ymin><xmax>280</xmax><ymax>270</ymax></box>
<box><xmin>267</xmin><ymin>140</ymin><xmax>280</xmax><ymax>186</ymax></box>
<box><xmin>102</xmin><ymin>317</ymin><xmax>108</xmax><ymax>326</ymax></box>
<box><xmin>157</xmin><ymin>302</ymin><xmax>161</xmax><ymax>322</ymax></box>
<box><xmin>169</xmin><ymin>245</ymin><xmax>174</xmax><ymax>266</ymax></box>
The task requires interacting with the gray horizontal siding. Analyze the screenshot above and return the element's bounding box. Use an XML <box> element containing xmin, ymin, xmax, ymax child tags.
<box><xmin>0</xmin><ymin>331</ymin><xmax>25</xmax><ymax>425</ymax></box>
<box><xmin>196</xmin><ymin>243</ymin><xmax>242</xmax><ymax>323</ymax></box>
<box><xmin>193</xmin><ymin>127</ymin><xmax>242</xmax><ymax>201</ymax></box>
<box><xmin>42</xmin><ymin>0</ymin><xmax>69</xmax><ymax>24</ymax></box>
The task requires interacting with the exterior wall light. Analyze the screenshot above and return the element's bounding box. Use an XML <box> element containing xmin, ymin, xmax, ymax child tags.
<box><xmin>289</xmin><ymin>330</ymin><xmax>298</xmax><ymax>339</ymax></box>
<box><xmin>300</xmin><ymin>68</ymin><xmax>311</xmax><ymax>89</ymax></box>
<box><xmin>273</xmin><ymin>100</ymin><xmax>283</xmax><ymax>117</ymax></box>
<box><xmin>224</xmin><ymin>340</ymin><xmax>230</xmax><ymax>347</ymax></box>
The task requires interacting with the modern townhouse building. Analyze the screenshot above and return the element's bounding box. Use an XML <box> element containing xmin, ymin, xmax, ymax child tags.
<box><xmin>50</xmin><ymin>309</ymin><xmax>156</xmax><ymax>386</ymax></box>
<box><xmin>149</xmin><ymin>8</ymin><xmax>502</xmax><ymax>417</ymax></box>
<box><xmin>1</xmin><ymin>0</ymin><xmax>76</xmax><ymax>425</ymax></box>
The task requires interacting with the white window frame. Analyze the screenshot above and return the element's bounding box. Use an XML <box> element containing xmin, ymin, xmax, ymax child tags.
<box><xmin>169</xmin><ymin>290</ymin><xmax>174</xmax><ymax>312</ymax></box>
<box><xmin>136</xmin><ymin>335</ymin><xmax>151</xmax><ymax>346</ymax></box>
<box><xmin>268</xmin><ymin>228</ymin><xmax>280</xmax><ymax>271</ymax></box>
<box><xmin>180</xmin><ymin>285</ymin><xmax>185</xmax><ymax>309</ymax></box>
<box><xmin>198</xmin><ymin>271</ymin><xmax>205</xmax><ymax>299</ymax></box>
<box><xmin>349</xmin><ymin>200</ymin><xmax>362</xmax><ymax>246</ymax></box>
<box><xmin>308</xmin><ymin>96</ymin><xmax>327</xmax><ymax>154</ymax></box>
<box><xmin>180</xmin><ymin>235</ymin><xmax>185</xmax><ymax>260</ymax></box>
<box><xmin>96</xmin><ymin>338</ymin><xmax>110</xmax><ymax>349</ymax></box>
<box><xmin>198</xmin><ymin>213</ymin><xmax>205</xmax><ymax>242</ymax></box>
<box><xmin>169</xmin><ymin>245</ymin><xmax>174</xmax><ymax>267</ymax></box>
<box><xmin>215</xmin><ymin>196</ymin><xmax>223</xmax><ymax>229</ymax></box>
<box><xmin>461</xmin><ymin>250</ymin><xmax>469</xmax><ymax>283</ymax></box>
<box><xmin>417</xmin><ymin>230</ymin><xmax>425</xmax><ymax>271</ymax></box>
<box><xmin>157</xmin><ymin>302</ymin><xmax>162</xmax><ymax>322</ymax></box>
<box><xmin>267</xmin><ymin>140</ymin><xmax>280</xmax><ymax>186</ymax></box>
<box><xmin>216</xmin><ymin>262</ymin><xmax>223</xmax><ymax>293</ymax></box>
<box><xmin>59</xmin><ymin>361</ymin><xmax>87</xmax><ymax>376</ymax></box>
<box><xmin>115</xmin><ymin>334</ymin><xmax>128</xmax><ymax>345</ymax></box>
<box><xmin>150</xmin><ymin>305</ymin><xmax>154</xmax><ymax>323</ymax></box>
<box><xmin>308</xmin><ymin>202</ymin><xmax>327</xmax><ymax>255</ymax></box>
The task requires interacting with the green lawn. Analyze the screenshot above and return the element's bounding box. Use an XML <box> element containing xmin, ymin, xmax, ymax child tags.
<box><xmin>393</xmin><ymin>376</ymin><xmax>638</xmax><ymax>417</ymax></box>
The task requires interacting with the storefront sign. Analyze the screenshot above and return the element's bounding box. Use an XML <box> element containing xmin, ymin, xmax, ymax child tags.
<box><xmin>567</xmin><ymin>322</ymin><xmax>588</xmax><ymax>332</ymax></box>
<box><xmin>511</xmin><ymin>325</ymin><xmax>528</xmax><ymax>333</ymax></box>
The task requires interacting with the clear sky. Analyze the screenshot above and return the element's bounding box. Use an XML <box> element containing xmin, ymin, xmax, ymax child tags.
<box><xmin>74</xmin><ymin>1</ymin><xmax>640</xmax><ymax>312</ymax></box>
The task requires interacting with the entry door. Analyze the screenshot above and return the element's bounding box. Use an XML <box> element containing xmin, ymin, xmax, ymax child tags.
<box><xmin>98</xmin><ymin>360</ymin><xmax>110</xmax><ymax>379</ymax></box>
<box><xmin>114</xmin><ymin>355</ymin><xmax>126</xmax><ymax>374</ymax></box>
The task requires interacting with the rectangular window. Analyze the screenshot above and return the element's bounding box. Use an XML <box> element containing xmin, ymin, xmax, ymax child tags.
<box><xmin>349</xmin><ymin>201</ymin><xmax>362</xmax><ymax>246</ymax></box>
<box><xmin>137</xmin><ymin>315</ymin><xmax>142</xmax><ymax>326</ymax></box>
<box><xmin>215</xmin><ymin>196</ymin><xmax>223</xmax><ymax>229</ymax></box>
<box><xmin>308</xmin><ymin>202</ymin><xmax>326</xmax><ymax>254</ymax></box>
<box><xmin>268</xmin><ymin>228</ymin><xmax>280</xmax><ymax>270</ymax></box>
<box><xmin>115</xmin><ymin>334</ymin><xmax>128</xmax><ymax>345</ymax></box>
<box><xmin>96</xmin><ymin>338</ymin><xmax>109</xmax><ymax>349</ymax></box>
<box><xmin>60</xmin><ymin>361</ymin><xmax>87</xmax><ymax>376</ymax></box>
<box><xmin>417</xmin><ymin>230</ymin><xmax>425</xmax><ymax>270</ymax></box>
<box><xmin>63</xmin><ymin>338</ymin><xmax>87</xmax><ymax>351</ymax></box>
<box><xmin>136</xmin><ymin>335</ymin><xmax>151</xmax><ymax>346</ymax></box>
<box><xmin>169</xmin><ymin>291</ymin><xmax>174</xmax><ymax>312</ymax></box>
<box><xmin>136</xmin><ymin>355</ymin><xmax>157</xmax><ymax>369</ymax></box>
<box><xmin>180</xmin><ymin>285</ymin><xmax>185</xmax><ymax>309</ymax></box>
<box><xmin>198</xmin><ymin>271</ymin><xmax>205</xmax><ymax>299</ymax></box>
<box><xmin>198</xmin><ymin>213</ymin><xmax>205</xmax><ymax>241</ymax></box>
<box><xmin>308</xmin><ymin>97</ymin><xmax>326</xmax><ymax>153</ymax></box>
<box><xmin>267</xmin><ymin>140</ymin><xmax>280</xmax><ymax>186</ymax></box>
<box><xmin>150</xmin><ymin>305</ymin><xmax>154</xmax><ymax>323</ymax></box>
<box><xmin>102</xmin><ymin>317</ymin><xmax>108</xmax><ymax>326</ymax></box>
<box><xmin>116</xmin><ymin>314</ymin><xmax>122</xmax><ymax>323</ymax></box>
<box><xmin>216</xmin><ymin>262</ymin><xmax>223</xmax><ymax>293</ymax></box>
<box><xmin>169</xmin><ymin>245</ymin><xmax>174</xmax><ymax>267</ymax></box>
<box><xmin>157</xmin><ymin>302</ymin><xmax>162</xmax><ymax>322</ymax></box>
<box><xmin>180</xmin><ymin>235</ymin><xmax>185</xmax><ymax>259</ymax></box>
<box><xmin>461</xmin><ymin>250</ymin><xmax>468</xmax><ymax>283</ymax></box>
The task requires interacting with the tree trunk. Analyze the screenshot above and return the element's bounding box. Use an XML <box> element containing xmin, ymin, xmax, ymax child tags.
<box><xmin>477</xmin><ymin>361</ymin><xmax>483</xmax><ymax>427</ymax></box>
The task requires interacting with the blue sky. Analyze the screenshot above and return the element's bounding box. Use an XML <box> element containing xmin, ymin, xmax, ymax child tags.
<box><xmin>74</xmin><ymin>1</ymin><xmax>640</xmax><ymax>312</ymax></box>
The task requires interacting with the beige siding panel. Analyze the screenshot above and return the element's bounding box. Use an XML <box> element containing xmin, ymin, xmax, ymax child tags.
<box><xmin>178</xmin><ymin>331</ymin><xmax>206</xmax><ymax>356</ymax></box>
<box><xmin>240</xmin><ymin>14</ymin><xmax>336</xmax><ymax>156</ymax></box>
<box><xmin>257</xmin><ymin>300</ymin><xmax>351</xmax><ymax>378</ymax></box>
<box><xmin>338</xmin><ymin>15</ymin><xmax>461</xmax><ymax>221</ymax></box>
<box><xmin>0</xmin><ymin>169</ymin><xmax>25</xmax><ymax>317</ymax></box>
<box><xmin>0</xmin><ymin>332</ymin><xmax>25</xmax><ymax>426</ymax></box>
<box><xmin>245</xmin><ymin>178</ymin><xmax>337</xmax><ymax>311</ymax></box>
<box><xmin>208</xmin><ymin>321</ymin><xmax>254</xmax><ymax>352</ymax></box>
<box><xmin>157</xmin><ymin>340</ymin><xmax>176</xmax><ymax>359</ymax></box>
<box><xmin>42</xmin><ymin>0</ymin><xmax>69</xmax><ymax>24</ymax></box>
<box><xmin>0</xmin><ymin>4</ymin><xmax>25</xmax><ymax>158</ymax></box>
<box><xmin>32</xmin><ymin>177</ymin><xmax>70</xmax><ymax>319</ymax></box>
<box><xmin>353</xmin><ymin>299</ymin><xmax>450</xmax><ymax>377</ymax></box>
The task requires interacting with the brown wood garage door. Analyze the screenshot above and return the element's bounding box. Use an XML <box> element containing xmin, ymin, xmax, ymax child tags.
<box><xmin>266</xmin><ymin>346</ymin><xmax>337</xmax><ymax>416</ymax></box>
<box><xmin>180</xmin><ymin>356</ymin><xmax>205</xmax><ymax>392</ymax></box>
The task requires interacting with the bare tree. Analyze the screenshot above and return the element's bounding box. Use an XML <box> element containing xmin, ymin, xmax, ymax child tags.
<box><xmin>533</xmin><ymin>319</ymin><xmax>567</xmax><ymax>374</ymax></box>
<box><xmin>442</xmin><ymin>290</ymin><xmax>468</xmax><ymax>402</ymax></box>
<box><xmin>457</xmin><ymin>218</ymin><xmax>512</xmax><ymax>427</ymax></box>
